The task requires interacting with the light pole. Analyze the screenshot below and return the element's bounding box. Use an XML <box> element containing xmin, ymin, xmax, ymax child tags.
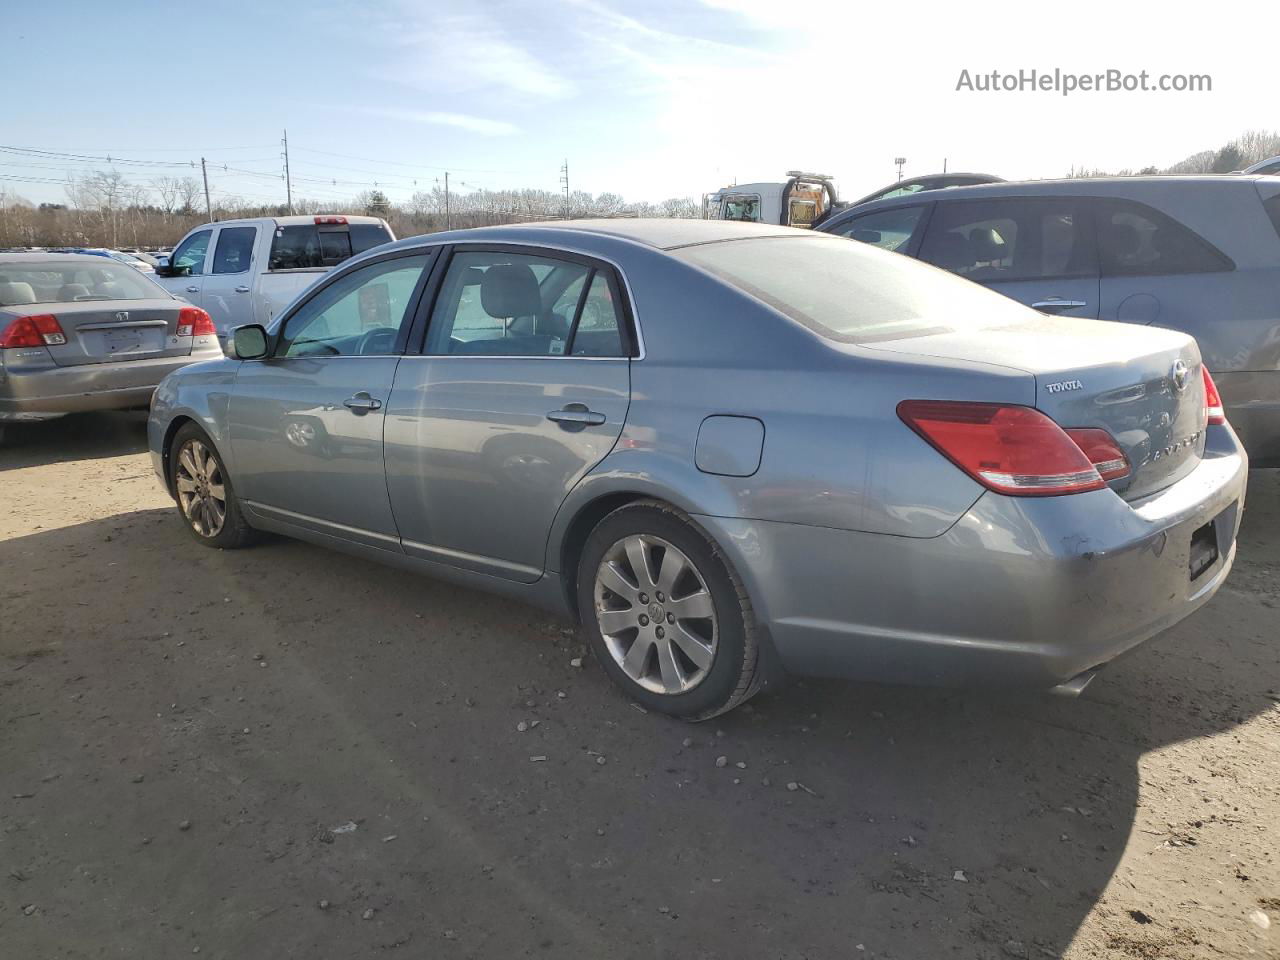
<box><xmin>894</xmin><ymin>157</ymin><xmax>906</xmax><ymax>182</ymax></box>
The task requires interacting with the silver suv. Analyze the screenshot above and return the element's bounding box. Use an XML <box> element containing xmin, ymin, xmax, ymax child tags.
<box><xmin>819</xmin><ymin>176</ymin><xmax>1280</xmax><ymax>465</ymax></box>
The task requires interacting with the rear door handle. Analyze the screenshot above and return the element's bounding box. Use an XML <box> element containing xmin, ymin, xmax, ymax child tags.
<box><xmin>234</xmin><ymin>285</ymin><xmax>250</xmax><ymax>293</ymax></box>
<box><xmin>547</xmin><ymin>404</ymin><xmax>606</xmax><ymax>427</ymax></box>
<box><xmin>342</xmin><ymin>392</ymin><xmax>382</xmax><ymax>413</ymax></box>
<box><xmin>1032</xmin><ymin>298</ymin><xmax>1087</xmax><ymax>311</ymax></box>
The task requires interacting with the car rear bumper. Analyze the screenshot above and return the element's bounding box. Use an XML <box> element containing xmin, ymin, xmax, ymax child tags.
<box><xmin>697</xmin><ymin>424</ymin><xmax>1248</xmax><ymax>690</ymax></box>
<box><xmin>0</xmin><ymin>352</ymin><xmax>208</xmax><ymax>420</ymax></box>
<box><xmin>1216</xmin><ymin>371</ymin><xmax>1280</xmax><ymax>466</ymax></box>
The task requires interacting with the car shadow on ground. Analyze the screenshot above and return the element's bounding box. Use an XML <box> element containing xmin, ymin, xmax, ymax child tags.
<box><xmin>0</xmin><ymin>410</ymin><xmax>149</xmax><ymax>470</ymax></box>
<box><xmin>2</xmin><ymin>476</ymin><xmax>1276</xmax><ymax>958</ymax></box>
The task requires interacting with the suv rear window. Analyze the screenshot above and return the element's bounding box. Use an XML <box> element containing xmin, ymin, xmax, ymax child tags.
<box><xmin>673</xmin><ymin>235</ymin><xmax>1031</xmax><ymax>343</ymax></box>
<box><xmin>268</xmin><ymin>222</ymin><xmax>393</xmax><ymax>270</ymax></box>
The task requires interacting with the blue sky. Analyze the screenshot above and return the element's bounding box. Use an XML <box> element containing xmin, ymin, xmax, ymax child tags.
<box><xmin>4</xmin><ymin>0</ymin><xmax>1273</xmax><ymax>209</ymax></box>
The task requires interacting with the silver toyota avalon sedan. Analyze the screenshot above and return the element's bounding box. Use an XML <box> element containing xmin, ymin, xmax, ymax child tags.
<box><xmin>147</xmin><ymin>220</ymin><xmax>1248</xmax><ymax>719</ymax></box>
<box><xmin>1</xmin><ymin>253</ymin><xmax>223</xmax><ymax>442</ymax></box>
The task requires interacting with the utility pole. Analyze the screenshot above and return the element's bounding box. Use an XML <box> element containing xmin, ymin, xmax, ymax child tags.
<box><xmin>894</xmin><ymin>157</ymin><xmax>907</xmax><ymax>182</ymax></box>
<box><xmin>201</xmin><ymin>157</ymin><xmax>213</xmax><ymax>221</ymax></box>
<box><xmin>281</xmin><ymin>129</ymin><xmax>293</xmax><ymax>215</ymax></box>
<box><xmin>943</xmin><ymin>157</ymin><xmax>948</xmax><ymax>173</ymax></box>
<box><xmin>444</xmin><ymin>172</ymin><xmax>450</xmax><ymax>229</ymax></box>
<box><xmin>559</xmin><ymin>159</ymin><xmax>570</xmax><ymax>219</ymax></box>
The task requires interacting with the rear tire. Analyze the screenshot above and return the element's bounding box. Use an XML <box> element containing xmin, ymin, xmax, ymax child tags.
<box><xmin>577</xmin><ymin>500</ymin><xmax>758</xmax><ymax>720</ymax></box>
<box><xmin>169</xmin><ymin>423</ymin><xmax>254</xmax><ymax>549</ymax></box>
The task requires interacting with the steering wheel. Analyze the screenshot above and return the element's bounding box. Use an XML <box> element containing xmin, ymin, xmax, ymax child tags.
<box><xmin>355</xmin><ymin>326</ymin><xmax>398</xmax><ymax>356</ymax></box>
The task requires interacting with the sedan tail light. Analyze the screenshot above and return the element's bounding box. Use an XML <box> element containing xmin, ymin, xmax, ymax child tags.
<box><xmin>897</xmin><ymin>400</ymin><xmax>1120</xmax><ymax>496</ymax></box>
<box><xmin>176</xmin><ymin>306</ymin><xmax>216</xmax><ymax>338</ymax></box>
<box><xmin>0</xmin><ymin>313</ymin><xmax>68</xmax><ymax>348</ymax></box>
<box><xmin>1202</xmin><ymin>366</ymin><xmax>1225</xmax><ymax>425</ymax></box>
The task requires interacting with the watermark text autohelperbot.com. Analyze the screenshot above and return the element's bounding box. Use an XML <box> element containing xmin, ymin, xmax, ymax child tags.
<box><xmin>956</xmin><ymin>68</ymin><xmax>1211</xmax><ymax>96</ymax></box>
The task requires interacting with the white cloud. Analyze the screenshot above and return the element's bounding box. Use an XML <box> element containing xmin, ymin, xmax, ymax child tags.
<box><xmin>362</xmin><ymin>106</ymin><xmax>519</xmax><ymax>137</ymax></box>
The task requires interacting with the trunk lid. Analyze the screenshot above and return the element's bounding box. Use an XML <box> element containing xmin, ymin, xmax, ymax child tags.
<box><xmin>867</xmin><ymin>315</ymin><xmax>1207</xmax><ymax>500</ymax></box>
<box><xmin>28</xmin><ymin>299</ymin><xmax>195</xmax><ymax>367</ymax></box>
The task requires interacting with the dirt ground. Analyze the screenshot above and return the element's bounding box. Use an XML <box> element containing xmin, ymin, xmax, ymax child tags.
<box><xmin>2</xmin><ymin>411</ymin><xmax>1277</xmax><ymax>960</ymax></box>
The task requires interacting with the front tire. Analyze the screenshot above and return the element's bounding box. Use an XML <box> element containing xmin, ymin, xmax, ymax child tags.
<box><xmin>169</xmin><ymin>423</ymin><xmax>254</xmax><ymax>549</ymax></box>
<box><xmin>577</xmin><ymin>500</ymin><xmax>759</xmax><ymax>720</ymax></box>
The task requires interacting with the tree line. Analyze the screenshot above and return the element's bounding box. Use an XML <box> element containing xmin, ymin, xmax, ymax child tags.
<box><xmin>1066</xmin><ymin>128</ymin><xmax>1280</xmax><ymax>178</ymax></box>
<box><xmin>0</xmin><ymin>172</ymin><xmax>702</xmax><ymax>250</ymax></box>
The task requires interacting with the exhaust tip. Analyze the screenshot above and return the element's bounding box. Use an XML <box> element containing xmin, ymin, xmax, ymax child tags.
<box><xmin>1050</xmin><ymin>667</ymin><xmax>1102</xmax><ymax>698</ymax></box>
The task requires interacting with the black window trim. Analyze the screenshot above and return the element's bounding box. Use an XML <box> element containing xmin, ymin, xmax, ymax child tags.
<box><xmin>262</xmin><ymin>247</ymin><xmax>439</xmax><ymax>360</ymax></box>
<box><xmin>210</xmin><ymin>225</ymin><xmax>257</xmax><ymax>277</ymax></box>
<box><xmin>916</xmin><ymin>195</ymin><xmax>1100</xmax><ymax>284</ymax></box>
<box><xmin>403</xmin><ymin>242</ymin><xmax>642</xmax><ymax>361</ymax></box>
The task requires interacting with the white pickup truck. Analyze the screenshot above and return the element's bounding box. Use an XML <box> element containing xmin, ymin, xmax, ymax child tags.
<box><xmin>154</xmin><ymin>215</ymin><xmax>395</xmax><ymax>339</ymax></box>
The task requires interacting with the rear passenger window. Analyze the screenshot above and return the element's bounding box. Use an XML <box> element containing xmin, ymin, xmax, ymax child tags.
<box><xmin>830</xmin><ymin>206</ymin><xmax>925</xmax><ymax>252</ymax></box>
<box><xmin>919</xmin><ymin>199</ymin><xmax>1093</xmax><ymax>282</ymax></box>
<box><xmin>1092</xmin><ymin>199</ymin><xmax>1233</xmax><ymax>276</ymax></box>
<box><xmin>425</xmin><ymin>251</ymin><xmax>628</xmax><ymax>358</ymax></box>
<box><xmin>212</xmin><ymin>227</ymin><xmax>256</xmax><ymax>274</ymax></box>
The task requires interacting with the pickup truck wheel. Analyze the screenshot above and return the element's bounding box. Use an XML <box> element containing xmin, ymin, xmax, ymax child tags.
<box><xmin>170</xmin><ymin>423</ymin><xmax>255</xmax><ymax>549</ymax></box>
<box><xmin>577</xmin><ymin>500</ymin><xmax>759</xmax><ymax>721</ymax></box>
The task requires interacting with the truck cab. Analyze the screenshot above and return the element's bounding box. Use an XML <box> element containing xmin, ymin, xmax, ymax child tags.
<box><xmin>703</xmin><ymin>172</ymin><xmax>840</xmax><ymax>228</ymax></box>
<box><xmin>154</xmin><ymin>215</ymin><xmax>395</xmax><ymax>340</ymax></box>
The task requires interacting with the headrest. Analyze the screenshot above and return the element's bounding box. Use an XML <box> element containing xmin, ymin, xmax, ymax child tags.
<box><xmin>59</xmin><ymin>283</ymin><xmax>91</xmax><ymax>300</ymax></box>
<box><xmin>480</xmin><ymin>263</ymin><xmax>540</xmax><ymax>319</ymax></box>
<box><xmin>968</xmin><ymin>227</ymin><xmax>1007</xmax><ymax>262</ymax></box>
<box><xmin>0</xmin><ymin>281</ymin><xmax>36</xmax><ymax>305</ymax></box>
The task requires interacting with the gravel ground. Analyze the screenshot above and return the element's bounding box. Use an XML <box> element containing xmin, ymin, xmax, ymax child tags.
<box><xmin>2</xmin><ymin>411</ymin><xmax>1277</xmax><ymax>960</ymax></box>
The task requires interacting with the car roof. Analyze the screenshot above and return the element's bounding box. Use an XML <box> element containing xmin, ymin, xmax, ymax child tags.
<box><xmin>828</xmin><ymin>174</ymin><xmax>1274</xmax><ymax>220</ymax></box>
<box><xmin>0</xmin><ymin>252</ymin><xmax>118</xmax><ymax>265</ymax></box>
<box><xmin>383</xmin><ymin>218</ymin><xmax>803</xmax><ymax>254</ymax></box>
<box><xmin>206</xmin><ymin>214</ymin><xmax>389</xmax><ymax>228</ymax></box>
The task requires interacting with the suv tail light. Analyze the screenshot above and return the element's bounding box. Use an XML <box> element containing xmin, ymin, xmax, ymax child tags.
<box><xmin>897</xmin><ymin>400</ymin><xmax>1118</xmax><ymax>496</ymax></box>
<box><xmin>0</xmin><ymin>313</ymin><xmax>67</xmax><ymax>348</ymax></box>
<box><xmin>1202</xmin><ymin>366</ymin><xmax>1225</xmax><ymax>425</ymax></box>
<box><xmin>176</xmin><ymin>306</ymin><xmax>215</xmax><ymax>338</ymax></box>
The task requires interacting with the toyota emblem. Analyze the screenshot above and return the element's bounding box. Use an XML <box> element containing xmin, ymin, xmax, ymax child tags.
<box><xmin>1170</xmin><ymin>359</ymin><xmax>1189</xmax><ymax>393</ymax></box>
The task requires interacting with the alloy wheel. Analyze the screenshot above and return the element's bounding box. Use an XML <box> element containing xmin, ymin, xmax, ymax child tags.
<box><xmin>175</xmin><ymin>439</ymin><xmax>227</xmax><ymax>538</ymax></box>
<box><xmin>594</xmin><ymin>534</ymin><xmax>718</xmax><ymax>694</ymax></box>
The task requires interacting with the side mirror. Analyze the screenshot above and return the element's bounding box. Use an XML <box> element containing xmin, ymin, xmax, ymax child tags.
<box><xmin>154</xmin><ymin>262</ymin><xmax>174</xmax><ymax>277</ymax></box>
<box><xmin>231</xmin><ymin>324</ymin><xmax>270</xmax><ymax>360</ymax></box>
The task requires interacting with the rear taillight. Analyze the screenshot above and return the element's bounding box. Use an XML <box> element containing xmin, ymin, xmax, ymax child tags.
<box><xmin>0</xmin><ymin>313</ymin><xmax>67</xmax><ymax>348</ymax></box>
<box><xmin>897</xmin><ymin>400</ymin><xmax>1109</xmax><ymax>497</ymax></box>
<box><xmin>177</xmin><ymin>306</ymin><xmax>215</xmax><ymax>338</ymax></box>
<box><xmin>1202</xmin><ymin>366</ymin><xmax>1225</xmax><ymax>425</ymax></box>
<box><xmin>1064</xmin><ymin>428</ymin><xmax>1131</xmax><ymax>482</ymax></box>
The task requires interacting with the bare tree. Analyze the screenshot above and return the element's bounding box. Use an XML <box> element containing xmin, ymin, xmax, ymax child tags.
<box><xmin>176</xmin><ymin>177</ymin><xmax>202</xmax><ymax>216</ymax></box>
<box><xmin>151</xmin><ymin>176</ymin><xmax>181</xmax><ymax>218</ymax></box>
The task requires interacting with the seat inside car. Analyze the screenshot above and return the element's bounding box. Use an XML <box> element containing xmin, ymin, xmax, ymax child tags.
<box><xmin>453</xmin><ymin>263</ymin><xmax>569</xmax><ymax>355</ymax></box>
<box><xmin>58</xmin><ymin>282</ymin><xmax>91</xmax><ymax>301</ymax></box>
<box><xmin>0</xmin><ymin>280</ymin><xmax>37</xmax><ymax>305</ymax></box>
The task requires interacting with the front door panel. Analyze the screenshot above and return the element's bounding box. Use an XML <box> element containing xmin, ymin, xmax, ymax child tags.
<box><xmin>229</xmin><ymin>357</ymin><xmax>402</xmax><ymax>547</ymax></box>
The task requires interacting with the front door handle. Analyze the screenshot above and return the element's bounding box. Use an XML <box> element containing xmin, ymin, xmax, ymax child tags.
<box><xmin>186</xmin><ymin>285</ymin><xmax>200</xmax><ymax>294</ymax></box>
<box><xmin>547</xmin><ymin>403</ymin><xmax>606</xmax><ymax>427</ymax></box>
<box><xmin>1032</xmin><ymin>298</ymin><xmax>1087</xmax><ymax>312</ymax></box>
<box><xmin>234</xmin><ymin>285</ymin><xmax>250</xmax><ymax>293</ymax></box>
<box><xmin>343</xmin><ymin>392</ymin><xmax>383</xmax><ymax>413</ymax></box>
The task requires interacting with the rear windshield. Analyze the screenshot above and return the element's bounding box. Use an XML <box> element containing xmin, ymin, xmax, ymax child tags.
<box><xmin>672</xmin><ymin>235</ymin><xmax>1031</xmax><ymax>342</ymax></box>
<box><xmin>268</xmin><ymin>222</ymin><xmax>393</xmax><ymax>270</ymax></box>
<box><xmin>0</xmin><ymin>260</ymin><xmax>165</xmax><ymax>305</ymax></box>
